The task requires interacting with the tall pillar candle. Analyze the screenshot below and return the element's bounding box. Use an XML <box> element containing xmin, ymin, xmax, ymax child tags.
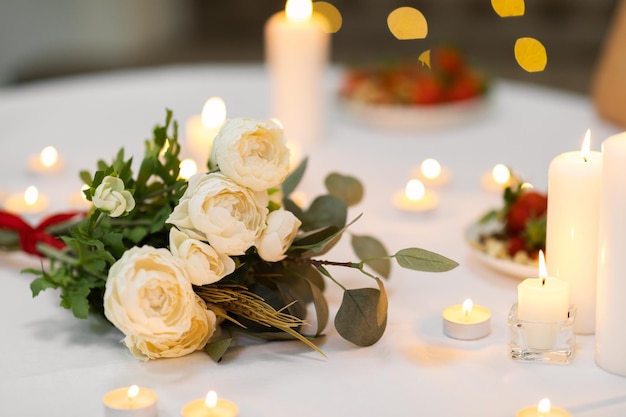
<box><xmin>264</xmin><ymin>0</ymin><xmax>330</xmax><ymax>149</ymax></box>
<box><xmin>546</xmin><ymin>130</ymin><xmax>602</xmax><ymax>334</ymax></box>
<box><xmin>596</xmin><ymin>132</ymin><xmax>626</xmax><ymax>376</ymax></box>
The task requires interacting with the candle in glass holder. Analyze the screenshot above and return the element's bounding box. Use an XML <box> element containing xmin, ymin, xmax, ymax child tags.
<box><xmin>5</xmin><ymin>186</ymin><xmax>48</xmax><ymax>214</ymax></box>
<box><xmin>265</xmin><ymin>0</ymin><xmax>330</xmax><ymax>148</ymax></box>
<box><xmin>27</xmin><ymin>146</ymin><xmax>64</xmax><ymax>174</ymax></box>
<box><xmin>443</xmin><ymin>298</ymin><xmax>491</xmax><ymax>340</ymax></box>
<box><xmin>186</xmin><ymin>97</ymin><xmax>226</xmax><ymax>163</ymax></box>
<box><xmin>102</xmin><ymin>385</ymin><xmax>157</xmax><ymax>417</ymax></box>
<box><xmin>481</xmin><ymin>163</ymin><xmax>512</xmax><ymax>192</ymax></box>
<box><xmin>181</xmin><ymin>391</ymin><xmax>239</xmax><ymax>417</ymax></box>
<box><xmin>393</xmin><ymin>179</ymin><xmax>438</xmax><ymax>212</ymax></box>
<box><xmin>516</xmin><ymin>398</ymin><xmax>572</xmax><ymax>417</ymax></box>
<box><xmin>414</xmin><ymin>158</ymin><xmax>451</xmax><ymax>187</ymax></box>
<box><xmin>517</xmin><ymin>251</ymin><xmax>569</xmax><ymax>350</ymax></box>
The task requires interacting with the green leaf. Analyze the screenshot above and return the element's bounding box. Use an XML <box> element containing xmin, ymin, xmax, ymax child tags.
<box><xmin>282</xmin><ymin>157</ymin><xmax>308</xmax><ymax>197</ymax></box>
<box><xmin>351</xmin><ymin>234</ymin><xmax>391</xmax><ymax>279</ymax></box>
<box><xmin>79</xmin><ymin>170</ymin><xmax>93</xmax><ymax>186</ymax></box>
<box><xmin>334</xmin><ymin>287</ymin><xmax>387</xmax><ymax>347</ymax></box>
<box><xmin>325</xmin><ymin>173</ymin><xmax>364</xmax><ymax>206</ymax></box>
<box><xmin>205</xmin><ymin>338</ymin><xmax>233</xmax><ymax>363</ymax></box>
<box><xmin>303</xmin><ymin>195</ymin><xmax>347</xmax><ymax>231</ymax></box>
<box><xmin>292</xmin><ymin>214</ymin><xmax>363</xmax><ymax>258</ymax></box>
<box><xmin>374</xmin><ymin>278</ymin><xmax>388</xmax><ymax>327</ymax></box>
<box><xmin>394</xmin><ymin>248</ymin><xmax>459</xmax><ymax>272</ymax></box>
<box><xmin>306</xmin><ymin>279</ymin><xmax>329</xmax><ymax>336</ymax></box>
<box><xmin>30</xmin><ymin>276</ymin><xmax>57</xmax><ymax>297</ymax></box>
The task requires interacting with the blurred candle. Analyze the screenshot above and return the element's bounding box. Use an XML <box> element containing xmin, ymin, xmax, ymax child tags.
<box><xmin>415</xmin><ymin>158</ymin><xmax>452</xmax><ymax>187</ymax></box>
<box><xmin>393</xmin><ymin>179</ymin><xmax>438</xmax><ymax>212</ymax></box>
<box><xmin>179</xmin><ymin>158</ymin><xmax>198</xmax><ymax>180</ymax></box>
<box><xmin>186</xmin><ymin>97</ymin><xmax>226</xmax><ymax>163</ymax></box>
<box><xmin>102</xmin><ymin>385</ymin><xmax>157</xmax><ymax>417</ymax></box>
<box><xmin>546</xmin><ymin>129</ymin><xmax>602</xmax><ymax>334</ymax></box>
<box><xmin>68</xmin><ymin>184</ymin><xmax>91</xmax><ymax>210</ymax></box>
<box><xmin>265</xmin><ymin>0</ymin><xmax>330</xmax><ymax>148</ymax></box>
<box><xmin>516</xmin><ymin>398</ymin><xmax>572</xmax><ymax>417</ymax></box>
<box><xmin>596</xmin><ymin>132</ymin><xmax>626</xmax><ymax>376</ymax></box>
<box><xmin>27</xmin><ymin>146</ymin><xmax>64</xmax><ymax>173</ymax></box>
<box><xmin>481</xmin><ymin>163</ymin><xmax>511</xmax><ymax>192</ymax></box>
<box><xmin>181</xmin><ymin>391</ymin><xmax>239</xmax><ymax>417</ymax></box>
<box><xmin>5</xmin><ymin>186</ymin><xmax>48</xmax><ymax>214</ymax></box>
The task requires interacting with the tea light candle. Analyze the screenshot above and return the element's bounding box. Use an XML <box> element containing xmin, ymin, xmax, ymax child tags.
<box><xmin>102</xmin><ymin>385</ymin><xmax>158</xmax><ymax>417</ymax></box>
<box><xmin>27</xmin><ymin>146</ymin><xmax>64</xmax><ymax>173</ymax></box>
<box><xmin>68</xmin><ymin>184</ymin><xmax>91</xmax><ymax>210</ymax></box>
<box><xmin>393</xmin><ymin>179</ymin><xmax>438</xmax><ymax>212</ymax></box>
<box><xmin>265</xmin><ymin>0</ymin><xmax>330</xmax><ymax>147</ymax></box>
<box><xmin>181</xmin><ymin>391</ymin><xmax>239</xmax><ymax>417</ymax></box>
<box><xmin>186</xmin><ymin>97</ymin><xmax>226</xmax><ymax>163</ymax></box>
<box><xmin>443</xmin><ymin>298</ymin><xmax>491</xmax><ymax>340</ymax></box>
<box><xmin>414</xmin><ymin>158</ymin><xmax>452</xmax><ymax>187</ymax></box>
<box><xmin>481</xmin><ymin>163</ymin><xmax>512</xmax><ymax>192</ymax></box>
<box><xmin>516</xmin><ymin>398</ymin><xmax>572</xmax><ymax>417</ymax></box>
<box><xmin>5</xmin><ymin>186</ymin><xmax>48</xmax><ymax>214</ymax></box>
<box><xmin>517</xmin><ymin>251</ymin><xmax>570</xmax><ymax>350</ymax></box>
<box><xmin>546</xmin><ymin>129</ymin><xmax>602</xmax><ymax>335</ymax></box>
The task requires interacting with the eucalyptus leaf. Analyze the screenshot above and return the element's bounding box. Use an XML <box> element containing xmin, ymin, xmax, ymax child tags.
<box><xmin>394</xmin><ymin>248</ymin><xmax>459</xmax><ymax>272</ymax></box>
<box><xmin>334</xmin><ymin>287</ymin><xmax>387</xmax><ymax>347</ymax></box>
<box><xmin>351</xmin><ymin>234</ymin><xmax>391</xmax><ymax>278</ymax></box>
<box><xmin>374</xmin><ymin>278</ymin><xmax>388</xmax><ymax>327</ymax></box>
<box><xmin>205</xmin><ymin>338</ymin><xmax>233</xmax><ymax>363</ymax></box>
<box><xmin>302</xmin><ymin>195</ymin><xmax>347</xmax><ymax>231</ymax></box>
<box><xmin>306</xmin><ymin>279</ymin><xmax>329</xmax><ymax>336</ymax></box>
<box><xmin>325</xmin><ymin>173</ymin><xmax>364</xmax><ymax>206</ymax></box>
<box><xmin>282</xmin><ymin>157</ymin><xmax>308</xmax><ymax>197</ymax></box>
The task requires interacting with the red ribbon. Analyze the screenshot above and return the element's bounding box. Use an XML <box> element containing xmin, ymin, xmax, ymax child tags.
<box><xmin>0</xmin><ymin>210</ymin><xmax>84</xmax><ymax>256</ymax></box>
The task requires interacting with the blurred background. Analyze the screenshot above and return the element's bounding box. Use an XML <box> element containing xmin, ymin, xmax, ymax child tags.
<box><xmin>0</xmin><ymin>0</ymin><xmax>618</xmax><ymax>93</ymax></box>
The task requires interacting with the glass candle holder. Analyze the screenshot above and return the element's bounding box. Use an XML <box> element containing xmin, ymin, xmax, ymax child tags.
<box><xmin>507</xmin><ymin>303</ymin><xmax>576</xmax><ymax>364</ymax></box>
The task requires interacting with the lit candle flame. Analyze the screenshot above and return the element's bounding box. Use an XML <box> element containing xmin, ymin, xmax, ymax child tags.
<box><xmin>421</xmin><ymin>158</ymin><xmax>442</xmax><ymax>179</ymax></box>
<box><xmin>492</xmin><ymin>164</ymin><xmax>511</xmax><ymax>185</ymax></box>
<box><xmin>127</xmin><ymin>385</ymin><xmax>139</xmax><ymax>400</ymax></box>
<box><xmin>581</xmin><ymin>129</ymin><xmax>591</xmax><ymax>162</ymax></box>
<box><xmin>286</xmin><ymin>0</ymin><xmax>312</xmax><ymax>22</ymax></box>
<box><xmin>201</xmin><ymin>97</ymin><xmax>227</xmax><ymax>129</ymax></box>
<box><xmin>539</xmin><ymin>250</ymin><xmax>547</xmax><ymax>286</ymax></box>
<box><xmin>520</xmin><ymin>182</ymin><xmax>534</xmax><ymax>190</ymax></box>
<box><xmin>179</xmin><ymin>158</ymin><xmax>198</xmax><ymax>180</ymax></box>
<box><xmin>462</xmin><ymin>299</ymin><xmax>473</xmax><ymax>317</ymax></box>
<box><xmin>24</xmin><ymin>186</ymin><xmax>39</xmax><ymax>206</ymax></box>
<box><xmin>405</xmin><ymin>179</ymin><xmax>425</xmax><ymax>201</ymax></box>
<box><xmin>537</xmin><ymin>398</ymin><xmax>551</xmax><ymax>413</ymax></box>
<box><xmin>205</xmin><ymin>390</ymin><xmax>218</xmax><ymax>408</ymax></box>
<box><xmin>40</xmin><ymin>146</ymin><xmax>58</xmax><ymax>168</ymax></box>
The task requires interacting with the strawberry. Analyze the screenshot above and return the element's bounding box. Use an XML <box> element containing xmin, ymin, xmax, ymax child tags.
<box><xmin>506</xmin><ymin>236</ymin><xmax>527</xmax><ymax>256</ymax></box>
<box><xmin>432</xmin><ymin>46</ymin><xmax>465</xmax><ymax>75</ymax></box>
<box><xmin>447</xmin><ymin>73</ymin><xmax>481</xmax><ymax>102</ymax></box>
<box><xmin>411</xmin><ymin>74</ymin><xmax>445</xmax><ymax>105</ymax></box>
<box><xmin>505</xmin><ymin>191</ymin><xmax>548</xmax><ymax>234</ymax></box>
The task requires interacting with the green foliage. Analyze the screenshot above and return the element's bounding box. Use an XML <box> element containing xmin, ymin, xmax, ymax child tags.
<box><xmin>324</xmin><ymin>172</ymin><xmax>364</xmax><ymax>207</ymax></box>
<box><xmin>351</xmin><ymin>234</ymin><xmax>391</xmax><ymax>278</ymax></box>
<box><xmin>26</xmin><ymin>109</ymin><xmax>186</xmax><ymax>317</ymax></box>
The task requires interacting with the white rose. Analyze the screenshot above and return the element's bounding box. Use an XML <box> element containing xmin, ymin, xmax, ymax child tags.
<box><xmin>167</xmin><ymin>172</ymin><xmax>268</xmax><ymax>255</ymax></box>
<box><xmin>256</xmin><ymin>208</ymin><xmax>301</xmax><ymax>262</ymax></box>
<box><xmin>92</xmin><ymin>176</ymin><xmax>135</xmax><ymax>217</ymax></box>
<box><xmin>125</xmin><ymin>297</ymin><xmax>217</xmax><ymax>361</ymax></box>
<box><xmin>210</xmin><ymin>118</ymin><xmax>290</xmax><ymax>191</ymax></box>
<box><xmin>104</xmin><ymin>246</ymin><xmax>215</xmax><ymax>360</ymax></box>
<box><xmin>169</xmin><ymin>227</ymin><xmax>235</xmax><ymax>286</ymax></box>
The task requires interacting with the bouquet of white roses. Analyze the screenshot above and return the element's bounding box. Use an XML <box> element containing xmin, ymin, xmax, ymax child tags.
<box><xmin>17</xmin><ymin>110</ymin><xmax>457</xmax><ymax>362</ymax></box>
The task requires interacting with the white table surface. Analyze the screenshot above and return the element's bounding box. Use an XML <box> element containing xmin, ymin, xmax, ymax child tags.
<box><xmin>0</xmin><ymin>64</ymin><xmax>625</xmax><ymax>416</ymax></box>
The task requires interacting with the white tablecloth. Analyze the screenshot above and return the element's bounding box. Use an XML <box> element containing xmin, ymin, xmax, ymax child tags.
<box><xmin>1</xmin><ymin>64</ymin><xmax>625</xmax><ymax>416</ymax></box>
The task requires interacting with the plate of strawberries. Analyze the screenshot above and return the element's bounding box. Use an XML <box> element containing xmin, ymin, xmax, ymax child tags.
<box><xmin>339</xmin><ymin>45</ymin><xmax>490</xmax><ymax>129</ymax></box>
<box><xmin>466</xmin><ymin>179</ymin><xmax>547</xmax><ymax>278</ymax></box>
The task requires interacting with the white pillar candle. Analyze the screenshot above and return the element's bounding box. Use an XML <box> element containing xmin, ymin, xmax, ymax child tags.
<box><xmin>103</xmin><ymin>385</ymin><xmax>158</xmax><ymax>417</ymax></box>
<box><xmin>517</xmin><ymin>251</ymin><xmax>569</xmax><ymax>350</ymax></box>
<box><xmin>264</xmin><ymin>0</ymin><xmax>330</xmax><ymax>149</ymax></box>
<box><xmin>596</xmin><ymin>132</ymin><xmax>626</xmax><ymax>376</ymax></box>
<box><xmin>546</xmin><ymin>130</ymin><xmax>602</xmax><ymax>334</ymax></box>
<box><xmin>181</xmin><ymin>391</ymin><xmax>238</xmax><ymax>417</ymax></box>
<box><xmin>185</xmin><ymin>97</ymin><xmax>226</xmax><ymax>164</ymax></box>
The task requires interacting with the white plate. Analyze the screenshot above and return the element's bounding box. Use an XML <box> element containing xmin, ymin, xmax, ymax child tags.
<box><xmin>465</xmin><ymin>220</ymin><xmax>537</xmax><ymax>279</ymax></box>
<box><xmin>339</xmin><ymin>96</ymin><xmax>490</xmax><ymax>130</ymax></box>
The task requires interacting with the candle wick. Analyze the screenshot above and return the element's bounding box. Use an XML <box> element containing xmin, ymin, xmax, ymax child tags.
<box><xmin>542</xmin><ymin>277</ymin><xmax>546</xmax><ymax>286</ymax></box>
<box><xmin>583</xmin><ymin>156</ymin><xmax>588</xmax><ymax>163</ymax></box>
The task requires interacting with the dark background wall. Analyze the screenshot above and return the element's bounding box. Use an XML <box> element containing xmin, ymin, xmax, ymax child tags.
<box><xmin>1</xmin><ymin>0</ymin><xmax>618</xmax><ymax>93</ymax></box>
